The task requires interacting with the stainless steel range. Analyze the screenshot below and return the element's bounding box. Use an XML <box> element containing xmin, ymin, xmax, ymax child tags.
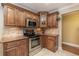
<box><xmin>29</xmin><ymin>36</ymin><xmax>41</xmax><ymax>55</ymax></box>
<box><xmin>29</xmin><ymin>35</ymin><xmax>40</xmax><ymax>50</ymax></box>
<box><xmin>23</xmin><ymin>28</ymin><xmax>41</xmax><ymax>55</ymax></box>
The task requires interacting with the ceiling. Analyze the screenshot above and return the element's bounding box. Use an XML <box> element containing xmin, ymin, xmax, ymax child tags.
<box><xmin>15</xmin><ymin>3</ymin><xmax>75</xmax><ymax>12</ymax></box>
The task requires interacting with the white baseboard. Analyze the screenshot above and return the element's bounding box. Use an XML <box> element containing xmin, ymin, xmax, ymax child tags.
<box><xmin>62</xmin><ymin>42</ymin><xmax>79</xmax><ymax>48</ymax></box>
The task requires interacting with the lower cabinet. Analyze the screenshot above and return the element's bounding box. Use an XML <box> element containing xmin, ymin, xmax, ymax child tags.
<box><xmin>46</xmin><ymin>36</ymin><xmax>56</xmax><ymax>52</ymax></box>
<box><xmin>40</xmin><ymin>35</ymin><xmax>57</xmax><ymax>52</ymax></box>
<box><xmin>16</xmin><ymin>44</ymin><xmax>28</xmax><ymax>56</ymax></box>
<box><xmin>5</xmin><ymin>47</ymin><xmax>17</xmax><ymax>56</ymax></box>
<box><xmin>40</xmin><ymin>35</ymin><xmax>47</xmax><ymax>48</ymax></box>
<box><xmin>3</xmin><ymin>39</ymin><xmax>29</xmax><ymax>56</ymax></box>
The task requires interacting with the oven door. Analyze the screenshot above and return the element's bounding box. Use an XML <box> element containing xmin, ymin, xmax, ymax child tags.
<box><xmin>31</xmin><ymin>38</ymin><xmax>40</xmax><ymax>48</ymax></box>
<box><xmin>29</xmin><ymin>37</ymin><xmax>40</xmax><ymax>52</ymax></box>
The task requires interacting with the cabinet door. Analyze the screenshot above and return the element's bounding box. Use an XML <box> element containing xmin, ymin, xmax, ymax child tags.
<box><xmin>36</xmin><ymin>15</ymin><xmax>39</xmax><ymax>27</ymax></box>
<box><xmin>32</xmin><ymin>14</ymin><xmax>38</xmax><ymax>19</ymax></box>
<box><xmin>25</xmin><ymin>11</ymin><xmax>32</xmax><ymax>18</ymax></box>
<box><xmin>4</xmin><ymin>47</ymin><xmax>16</xmax><ymax>56</ymax></box>
<box><xmin>46</xmin><ymin>37</ymin><xmax>56</xmax><ymax>51</ymax></box>
<box><xmin>16</xmin><ymin>44</ymin><xmax>28</xmax><ymax>56</ymax></box>
<box><xmin>48</xmin><ymin>14</ymin><xmax>58</xmax><ymax>28</ymax></box>
<box><xmin>48</xmin><ymin>15</ymin><xmax>52</xmax><ymax>27</ymax></box>
<box><xmin>4</xmin><ymin>6</ymin><xmax>15</xmax><ymax>26</ymax></box>
<box><xmin>40</xmin><ymin>12</ymin><xmax>47</xmax><ymax>27</ymax></box>
<box><xmin>32</xmin><ymin>14</ymin><xmax>39</xmax><ymax>27</ymax></box>
<box><xmin>15</xmin><ymin>9</ymin><xmax>25</xmax><ymax>27</ymax></box>
<box><xmin>16</xmin><ymin>39</ymin><xmax>29</xmax><ymax>56</ymax></box>
<box><xmin>40</xmin><ymin>36</ymin><xmax>47</xmax><ymax>48</ymax></box>
<box><xmin>52</xmin><ymin>14</ymin><xmax>58</xmax><ymax>27</ymax></box>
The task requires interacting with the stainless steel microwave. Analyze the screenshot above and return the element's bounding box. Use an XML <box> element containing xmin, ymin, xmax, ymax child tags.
<box><xmin>26</xmin><ymin>18</ymin><xmax>36</xmax><ymax>28</ymax></box>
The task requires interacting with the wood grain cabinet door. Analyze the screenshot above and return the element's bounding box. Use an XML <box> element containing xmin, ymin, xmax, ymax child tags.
<box><xmin>15</xmin><ymin>9</ymin><xmax>25</xmax><ymax>27</ymax></box>
<box><xmin>48</xmin><ymin>13</ymin><xmax>58</xmax><ymax>28</ymax></box>
<box><xmin>4</xmin><ymin>6</ymin><xmax>15</xmax><ymax>26</ymax></box>
<box><xmin>25</xmin><ymin>11</ymin><xmax>32</xmax><ymax>18</ymax></box>
<box><xmin>46</xmin><ymin>37</ymin><xmax>56</xmax><ymax>51</ymax></box>
<box><xmin>52</xmin><ymin>14</ymin><xmax>58</xmax><ymax>27</ymax></box>
<box><xmin>34</xmin><ymin>15</ymin><xmax>39</xmax><ymax>27</ymax></box>
<box><xmin>16</xmin><ymin>39</ymin><xmax>29</xmax><ymax>56</ymax></box>
<box><xmin>16</xmin><ymin>45</ymin><xmax>28</xmax><ymax>56</ymax></box>
<box><xmin>3</xmin><ymin>39</ymin><xmax>29</xmax><ymax>56</ymax></box>
<box><xmin>4</xmin><ymin>47</ymin><xmax>17</xmax><ymax>56</ymax></box>
<box><xmin>48</xmin><ymin>15</ymin><xmax>52</xmax><ymax>27</ymax></box>
<box><xmin>40</xmin><ymin>35</ymin><xmax>47</xmax><ymax>48</ymax></box>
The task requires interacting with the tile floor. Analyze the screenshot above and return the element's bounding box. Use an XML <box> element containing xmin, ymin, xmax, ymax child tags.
<box><xmin>34</xmin><ymin>48</ymin><xmax>77</xmax><ymax>56</ymax></box>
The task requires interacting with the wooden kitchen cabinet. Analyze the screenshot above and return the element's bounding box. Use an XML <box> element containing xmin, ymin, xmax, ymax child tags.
<box><xmin>4</xmin><ymin>4</ymin><xmax>25</xmax><ymax>27</ymax></box>
<box><xmin>3</xmin><ymin>3</ymin><xmax>39</xmax><ymax>27</ymax></box>
<box><xmin>25</xmin><ymin>11</ymin><xmax>39</xmax><ymax>28</ymax></box>
<box><xmin>15</xmin><ymin>9</ymin><xmax>25</xmax><ymax>27</ymax></box>
<box><xmin>4</xmin><ymin>5</ymin><xmax>15</xmax><ymax>26</ymax></box>
<box><xmin>16</xmin><ymin>44</ymin><xmax>28</xmax><ymax>56</ymax></box>
<box><xmin>32</xmin><ymin>14</ymin><xmax>39</xmax><ymax>27</ymax></box>
<box><xmin>3</xmin><ymin>39</ymin><xmax>29</xmax><ymax>56</ymax></box>
<box><xmin>40</xmin><ymin>35</ymin><xmax>57</xmax><ymax>52</ymax></box>
<box><xmin>5</xmin><ymin>47</ymin><xmax>17</xmax><ymax>56</ymax></box>
<box><xmin>40</xmin><ymin>35</ymin><xmax>47</xmax><ymax>48</ymax></box>
<box><xmin>46</xmin><ymin>36</ymin><xmax>56</xmax><ymax>52</ymax></box>
<box><xmin>39</xmin><ymin>12</ymin><xmax>48</xmax><ymax>28</ymax></box>
<box><xmin>25</xmin><ymin>11</ymin><xmax>33</xmax><ymax>19</ymax></box>
<box><xmin>48</xmin><ymin>12</ymin><xmax>58</xmax><ymax>28</ymax></box>
<box><xmin>32</xmin><ymin>13</ymin><xmax>39</xmax><ymax>20</ymax></box>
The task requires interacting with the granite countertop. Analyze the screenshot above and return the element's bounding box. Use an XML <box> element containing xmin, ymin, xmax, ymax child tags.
<box><xmin>0</xmin><ymin>35</ymin><xmax>28</xmax><ymax>43</ymax></box>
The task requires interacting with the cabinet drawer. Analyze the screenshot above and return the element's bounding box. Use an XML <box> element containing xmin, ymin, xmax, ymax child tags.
<box><xmin>16</xmin><ymin>39</ymin><xmax>26</xmax><ymax>46</ymax></box>
<box><xmin>4</xmin><ymin>41</ymin><xmax>17</xmax><ymax>50</ymax></box>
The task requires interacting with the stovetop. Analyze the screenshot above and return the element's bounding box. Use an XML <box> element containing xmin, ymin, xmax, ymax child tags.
<box><xmin>28</xmin><ymin>34</ymin><xmax>40</xmax><ymax>38</ymax></box>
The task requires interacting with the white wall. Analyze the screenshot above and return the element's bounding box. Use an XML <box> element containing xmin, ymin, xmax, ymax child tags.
<box><xmin>0</xmin><ymin>3</ymin><xmax>4</xmax><ymax>56</ymax></box>
<box><xmin>0</xmin><ymin>3</ymin><xmax>4</xmax><ymax>41</ymax></box>
<box><xmin>57</xmin><ymin>14</ymin><xmax>62</xmax><ymax>50</ymax></box>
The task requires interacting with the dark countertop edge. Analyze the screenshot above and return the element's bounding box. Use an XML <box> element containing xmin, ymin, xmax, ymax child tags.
<box><xmin>39</xmin><ymin>34</ymin><xmax>59</xmax><ymax>37</ymax></box>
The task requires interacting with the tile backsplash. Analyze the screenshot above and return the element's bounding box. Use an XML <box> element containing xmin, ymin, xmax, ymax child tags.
<box><xmin>44</xmin><ymin>28</ymin><xmax>59</xmax><ymax>36</ymax></box>
<box><xmin>3</xmin><ymin>26</ymin><xmax>59</xmax><ymax>37</ymax></box>
<box><xmin>3</xmin><ymin>26</ymin><xmax>23</xmax><ymax>36</ymax></box>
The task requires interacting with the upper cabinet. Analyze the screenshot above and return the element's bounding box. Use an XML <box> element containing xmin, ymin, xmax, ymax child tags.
<box><xmin>4</xmin><ymin>5</ymin><xmax>15</xmax><ymax>26</ymax></box>
<box><xmin>3</xmin><ymin>3</ymin><xmax>39</xmax><ymax>27</ymax></box>
<box><xmin>25</xmin><ymin>10</ymin><xmax>39</xmax><ymax>20</ymax></box>
<box><xmin>25</xmin><ymin>11</ymin><xmax>39</xmax><ymax>27</ymax></box>
<box><xmin>32</xmin><ymin>14</ymin><xmax>39</xmax><ymax>27</ymax></box>
<box><xmin>32</xmin><ymin>13</ymin><xmax>39</xmax><ymax>20</ymax></box>
<box><xmin>3</xmin><ymin>4</ymin><xmax>58</xmax><ymax>28</ymax></box>
<box><xmin>25</xmin><ymin>11</ymin><xmax>32</xmax><ymax>19</ymax></box>
<box><xmin>39</xmin><ymin>12</ymin><xmax>58</xmax><ymax>28</ymax></box>
<box><xmin>15</xmin><ymin>9</ymin><xmax>25</xmax><ymax>27</ymax></box>
<box><xmin>3</xmin><ymin>4</ymin><xmax>25</xmax><ymax>27</ymax></box>
<box><xmin>48</xmin><ymin>12</ymin><xmax>59</xmax><ymax>28</ymax></box>
<box><xmin>39</xmin><ymin>12</ymin><xmax>48</xmax><ymax>28</ymax></box>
